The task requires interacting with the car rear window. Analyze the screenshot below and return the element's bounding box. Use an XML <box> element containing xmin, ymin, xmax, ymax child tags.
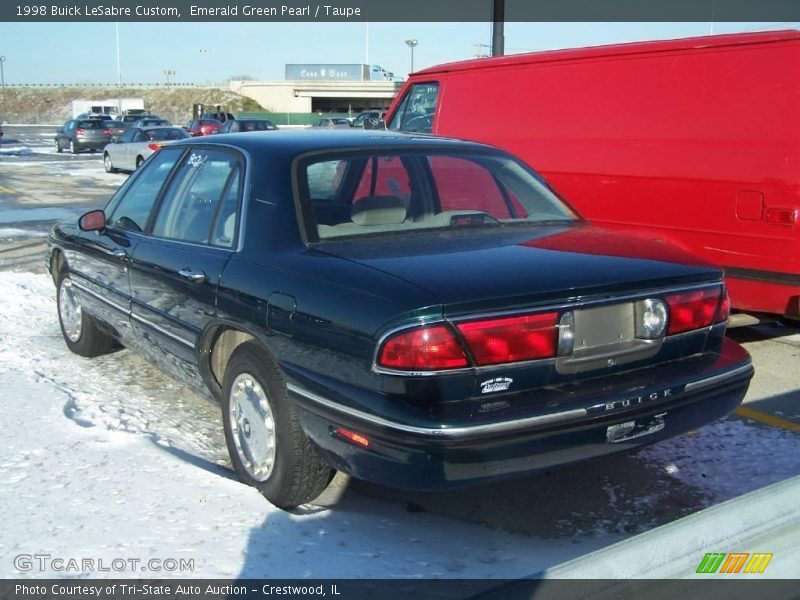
<box><xmin>240</xmin><ymin>120</ymin><xmax>272</xmax><ymax>131</ymax></box>
<box><xmin>298</xmin><ymin>149</ymin><xmax>577</xmax><ymax>241</ymax></box>
<box><xmin>77</xmin><ymin>120</ymin><xmax>106</xmax><ymax>129</ymax></box>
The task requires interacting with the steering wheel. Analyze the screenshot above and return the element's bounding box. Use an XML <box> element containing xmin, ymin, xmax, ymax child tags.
<box><xmin>403</xmin><ymin>114</ymin><xmax>433</xmax><ymax>132</ymax></box>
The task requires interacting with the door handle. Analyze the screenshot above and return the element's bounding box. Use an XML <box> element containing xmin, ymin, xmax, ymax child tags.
<box><xmin>178</xmin><ymin>268</ymin><xmax>207</xmax><ymax>283</ymax></box>
<box><xmin>110</xmin><ymin>247</ymin><xmax>127</xmax><ymax>258</ymax></box>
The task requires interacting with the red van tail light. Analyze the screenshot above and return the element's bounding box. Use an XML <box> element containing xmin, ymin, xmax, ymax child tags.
<box><xmin>377</xmin><ymin>325</ymin><xmax>468</xmax><ymax>371</ymax></box>
<box><xmin>456</xmin><ymin>313</ymin><xmax>559</xmax><ymax>366</ymax></box>
<box><xmin>103</xmin><ymin>128</ymin><xmax>112</xmax><ymax>136</ymax></box>
<box><xmin>665</xmin><ymin>286</ymin><xmax>723</xmax><ymax>335</ymax></box>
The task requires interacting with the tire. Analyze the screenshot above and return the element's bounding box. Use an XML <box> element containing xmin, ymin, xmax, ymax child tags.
<box><xmin>55</xmin><ymin>139</ymin><xmax>62</xmax><ymax>153</ymax></box>
<box><xmin>56</xmin><ymin>269</ymin><xmax>115</xmax><ymax>357</ymax></box>
<box><xmin>135</xmin><ymin>155</ymin><xmax>144</xmax><ymax>169</ymax></box>
<box><xmin>70</xmin><ymin>140</ymin><xmax>78</xmax><ymax>154</ymax></box>
<box><xmin>104</xmin><ymin>153</ymin><xmax>118</xmax><ymax>173</ymax></box>
<box><xmin>222</xmin><ymin>342</ymin><xmax>333</xmax><ymax>509</ymax></box>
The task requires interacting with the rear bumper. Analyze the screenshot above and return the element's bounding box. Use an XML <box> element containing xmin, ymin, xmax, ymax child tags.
<box><xmin>75</xmin><ymin>140</ymin><xmax>110</xmax><ymax>150</ymax></box>
<box><xmin>289</xmin><ymin>338</ymin><xmax>753</xmax><ymax>490</ymax></box>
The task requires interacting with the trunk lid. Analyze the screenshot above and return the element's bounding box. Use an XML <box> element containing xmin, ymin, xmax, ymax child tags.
<box><xmin>316</xmin><ymin>223</ymin><xmax>722</xmax><ymax>315</ymax></box>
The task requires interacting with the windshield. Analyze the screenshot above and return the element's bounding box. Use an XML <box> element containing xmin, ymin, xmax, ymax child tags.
<box><xmin>299</xmin><ymin>149</ymin><xmax>578</xmax><ymax>241</ymax></box>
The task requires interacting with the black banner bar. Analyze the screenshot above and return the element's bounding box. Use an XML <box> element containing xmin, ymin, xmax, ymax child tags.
<box><xmin>3</xmin><ymin>0</ymin><xmax>800</xmax><ymax>23</ymax></box>
<box><xmin>2</xmin><ymin>580</ymin><xmax>800</xmax><ymax>600</ymax></box>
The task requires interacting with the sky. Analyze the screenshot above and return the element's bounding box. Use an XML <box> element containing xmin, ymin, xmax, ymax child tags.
<box><xmin>1</xmin><ymin>21</ymin><xmax>798</xmax><ymax>85</ymax></box>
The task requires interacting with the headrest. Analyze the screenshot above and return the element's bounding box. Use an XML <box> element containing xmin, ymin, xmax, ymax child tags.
<box><xmin>351</xmin><ymin>195</ymin><xmax>407</xmax><ymax>226</ymax></box>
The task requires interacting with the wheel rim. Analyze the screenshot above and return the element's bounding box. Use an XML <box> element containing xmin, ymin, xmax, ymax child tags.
<box><xmin>58</xmin><ymin>277</ymin><xmax>82</xmax><ymax>342</ymax></box>
<box><xmin>104</xmin><ymin>154</ymin><xmax>112</xmax><ymax>171</ymax></box>
<box><xmin>228</xmin><ymin>372</ymin><xmax>276</xmax><ymax>481</ymax></box>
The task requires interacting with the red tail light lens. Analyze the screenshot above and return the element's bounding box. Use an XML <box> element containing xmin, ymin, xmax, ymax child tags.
<box><xmin>147</xmin><ymin>143</ymin><xmax>162</xmax><ymax>152</ymax></box>
<box><xmin>103</xmin><ymin>128</ymin><xmax>112</xmax><ymax>136</ymax></box>
<box><xmin>456</xmin><ymin>313</ymin><xmax>559</xmax><ymax>366</ymax></box>
<box><xmin>665</xmin><ymin>287</ymin><xmax>722</xmax><ymax>335</ymax></box>
<box><xmin>715</xmin><ymin>287</ymin><xmax>730</xmax><ymax>323</ymax></box>
<box><xmin>377</xmin><ymin>325</ymin><xmax>468</xmax><ymax>371</ymax></box>
<box><xmin>75</xmin><ymin>128</ymin><xmax>86</xmax><ymax>136</ymax></box>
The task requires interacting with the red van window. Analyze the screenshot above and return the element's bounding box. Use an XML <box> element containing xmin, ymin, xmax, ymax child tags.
<box><xmin>429</xmin><ymin>156</ymin><xmax>524</xmax><ymax>218</ymax></box>
<box><xmin>354</xmin><ymin>156</ymin><xmax>411</xmax><ymax>204</ymax></box>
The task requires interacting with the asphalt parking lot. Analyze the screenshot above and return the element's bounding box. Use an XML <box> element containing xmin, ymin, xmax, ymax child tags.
<box><xmin>2</xmin><ymin>124</ymin><xmax>799</xmax><ymax>541</ymax></box>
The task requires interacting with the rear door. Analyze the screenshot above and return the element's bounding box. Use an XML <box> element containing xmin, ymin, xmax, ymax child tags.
<box><xmin>128</xmin><ymin>147</ymin><xmax>243</xmax><ymax>383</ymax></box>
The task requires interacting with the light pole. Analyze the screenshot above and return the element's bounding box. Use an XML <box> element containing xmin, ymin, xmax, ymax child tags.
<box><xmin>163</xmin><ymin>70</ymin><xmax>175</xmax><ymax>85</ymax></box>
<box><xmin>0</xmin><ymin>56</ymin><xmax>6</xmax><ymax>92</ymax></box>
<box><xmin>404</xmin><ymin>39</ymin><xmax>418</xmax><ymax>74</ymax></box>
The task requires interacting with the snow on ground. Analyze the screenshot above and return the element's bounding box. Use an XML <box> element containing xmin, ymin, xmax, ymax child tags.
<box><xmin>0</xmin><ymin>271</ymin><xmax>598</xmax><ymax>579</ymax></box>
<box><xmin>0</xmin><ymin>144</ymin><xmax>59</xmax><ymax>156</ymax></box>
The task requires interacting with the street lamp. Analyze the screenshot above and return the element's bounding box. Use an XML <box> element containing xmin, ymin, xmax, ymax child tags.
<box><xmin>0</xmin><ymin>56</ymin><xmax>6</xmax><ymax>92</ymax></box>
<box><xmin>163</xmin><ymin>69</ymin><xmax>175</xmax><ymax>85</ymax></box>
<box><xmin>404</xmin><ymin>39</ymin><xmax>418</xmax><ymax>74</ymax></box>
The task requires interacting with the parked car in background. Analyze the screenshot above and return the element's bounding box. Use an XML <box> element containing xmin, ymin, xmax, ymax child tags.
<box><xmin>106</xmin><ymin>113</ymin><xmax>151</xmax><ymax>137</ymax></box>
<box><xmin>217</xmin><ymin>118</ymin><xmax>278</xmax><ymax>133</ymax></box>
<box><xmin>132</xmin><ymin>118</ymin><xmax>172</xmax><ymax>129</ymax></box>
<box><xmin>103</xmin><ymin>126</ymin><xmax>189</xmax><ymax>172</ymax></box>
<box><xmin>388</xmin><ymin>30</ymin><xmax>800</xmax><ymax>321</ymax></box>
<box><xmin>351</xmin><ymin>110</ymin><xmax>384</xmax><ymax>129</ymax></box>
<box><xmin>311</xmin><ymin>117</ymin><xmax>352</xmax><ymax>129</ymax></box>
<box><xmin>184</xmin><ymin>118</ymin><xmax>222</xmax><ymax>136</ymax></box>
<box><xmin>55</xmin><ymin>118</ymin><xmax>113</xmax><ymax>154</ymax></box>
<box><xmin>47</xmin><ymin>130</ymin><xmax>752</xmax><ymax>509</ymax></box>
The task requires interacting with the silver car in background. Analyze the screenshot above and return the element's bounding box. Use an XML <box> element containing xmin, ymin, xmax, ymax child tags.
<box><xmin>103</xmin><ymin>126</ymin><xmax>189</xmax><ymax>172</ymax></box>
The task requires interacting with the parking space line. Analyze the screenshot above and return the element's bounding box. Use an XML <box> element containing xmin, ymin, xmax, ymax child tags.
<box><xmin>735</xmin><ymin>406</ymin><xmax>800</xmax><ymax>433</ymax></box>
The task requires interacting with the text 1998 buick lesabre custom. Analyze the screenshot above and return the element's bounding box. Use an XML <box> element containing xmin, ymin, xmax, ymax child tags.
<box><xmin>47</xmin><ymin>130</ymin><xmax>753</xmax><ymax>508</ymax></box>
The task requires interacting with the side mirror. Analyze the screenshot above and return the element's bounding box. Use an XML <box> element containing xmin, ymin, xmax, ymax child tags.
<box><xmin>79</xmin><ymin>209</ymin><xmax>106</xmax><ymax>232</ymax></box>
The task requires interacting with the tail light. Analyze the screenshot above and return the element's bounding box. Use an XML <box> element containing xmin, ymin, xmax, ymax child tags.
<box><xmin>147</xmin><ymin>143</ymin><xmax>163</xmax><ymax>152</ymax></box>
<box><xmin>377</xmin><ymin>325</ymin><xmax>468</xmax><ymax>371</ymax></box>
<box><xmin>103</xmin><ymin>128</ymin><xmax>112</xmax><ymax>136</ymax></box>
<box><xmin>665</xmin><ymin>286</ymin><xmax>727</xmax><ymax>335</ymax></box>
<box><xmin>456</xmin><ymin>313</ymin><xmax>558</xmax><ymax>366</ymax></box>
<box><xmin>75</xmin><ymin>128</ymin><xmax>86</xmax><ymax>136</ymax></box>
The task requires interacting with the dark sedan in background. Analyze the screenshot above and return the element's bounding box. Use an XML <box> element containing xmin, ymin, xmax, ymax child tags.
<box><xmin>47</xmin><ymin>131</ymin><xmax>753</xmax><ymax>509</ymax></box>
<box><xmin>55</xmin><ymin>118</ymin><xmax>113</xmax><ymax>154</ymax></box>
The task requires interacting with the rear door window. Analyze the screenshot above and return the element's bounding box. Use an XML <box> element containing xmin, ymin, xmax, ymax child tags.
<box><xmin>389</xmin><ymin>82</ymin><xmax>439</xmax><ymax>133</ymax></box>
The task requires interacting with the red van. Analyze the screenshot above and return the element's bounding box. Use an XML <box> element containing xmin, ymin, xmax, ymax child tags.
<box><xmin>386</xmin><ymin>30</ymin><xmax>800</xmax><ymax>321</ymax></box>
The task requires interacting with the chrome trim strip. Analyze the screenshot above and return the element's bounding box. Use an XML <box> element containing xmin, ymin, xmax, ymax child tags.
<box><xmin>287</xmin><ymin>382</ymin><xmax>587</xmax><ymax>438</ymax></box>
<box><xmin>130</xmin><ymin>312</ymin><xmax>195</xmax><ymax>349</ymax></box>
<box><xmin>290</xmin><ymin>361</ymin><xmax>751</xmax><ymax>440</ymax></box>
<box><xmin>684</xmin><ymin>363</ymin><xmax>753</xmax><ymax>392</ymax></box>
<box><xmin>72</xmin><ymin>280</ymin><xmax>129</xmax><ymax>315</ymax></box>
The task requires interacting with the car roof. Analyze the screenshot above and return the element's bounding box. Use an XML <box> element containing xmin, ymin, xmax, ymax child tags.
<box><xmin>139</xmin><ymin>125</ymin><xmax>182</xmax><ymax>131</ymax></box>
<box><xmin>170</xmin><ymin>129</ymin><xmax>497</xmax><ymax>156</ymax></box>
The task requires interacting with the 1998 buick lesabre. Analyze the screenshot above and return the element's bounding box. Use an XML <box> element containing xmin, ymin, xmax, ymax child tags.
<box><xmin>47</xmin><ymin>130</ymin><xmax>753</xmax><ymax>508</ymax></box>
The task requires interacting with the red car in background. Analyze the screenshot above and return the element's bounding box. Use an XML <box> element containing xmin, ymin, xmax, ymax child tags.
<box><xmin>387</xmin><ymin>30</ymin><xmax>800</xmax><ymax>322</ymax></box>
<box><xmin>184</xmin><ymin>118</ymin><xmax>222</xmax><ymax>136</ymax></box>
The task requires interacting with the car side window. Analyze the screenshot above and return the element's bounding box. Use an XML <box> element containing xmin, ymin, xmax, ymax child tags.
<box><xmin>107</xmin><ymin>147</ymin><xmax>185</xmax><ymax>232</ymax></box>
<box><xmin>118</xmin><ymin>129</ymin><xmax>135</xmax><ymax>143</ymax></box>
<box><xmin>132</xmin><ymin>130</ymin><xmax>148</xmax><ymax>143</ymax></box>
<box><xmin>211</xmin><ymin>166</ymin><xmax>241</xmax><ymax>248</ymax></box>
<box><xmin>151</xmin><ymin>149</ymin><xmax>240</xmax><ymax>244</ymax></box>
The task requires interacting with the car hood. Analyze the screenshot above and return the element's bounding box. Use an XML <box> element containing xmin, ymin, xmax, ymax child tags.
<box><xmin>315</xmin><ymin>223</ymin><xmax>722</xmax><ymax>315</ymax></box>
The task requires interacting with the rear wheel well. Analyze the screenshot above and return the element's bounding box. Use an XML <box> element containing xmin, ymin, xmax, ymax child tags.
<box><xmin>208</xmin><ymin>327</ymin><xmax>255</xmax><ymax>387</ymax></box>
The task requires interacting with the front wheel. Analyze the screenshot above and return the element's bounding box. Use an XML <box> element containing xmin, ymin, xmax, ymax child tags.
<box><xmin>221</xmin><ymin>342</ymin><xmax>333</xmax><ymax>509</ymax></box>
<box><xmin>56</xmin><ymin>270</ymin><xmax>115</xmax><ymax>357</ymax></box>
<box><xmin>55</xmin><ymin>139</ymin><xmax>62</xmax><ymax>153</ymax></box>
